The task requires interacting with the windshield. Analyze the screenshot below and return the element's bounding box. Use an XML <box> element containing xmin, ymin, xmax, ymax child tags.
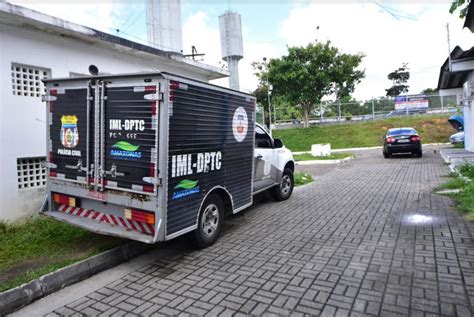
<box><xmin>387</xmin><ymin>128</ymin><xmax>416</xmax><ymax>136</ymax></box>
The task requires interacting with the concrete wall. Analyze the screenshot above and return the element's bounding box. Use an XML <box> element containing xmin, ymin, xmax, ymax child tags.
<box><xmin>0</xmin><ymin>23</ymin><xmax>209</xmax><ymax>222</ymax></box>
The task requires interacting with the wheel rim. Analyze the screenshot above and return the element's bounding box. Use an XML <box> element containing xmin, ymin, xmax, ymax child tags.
<box><xmin>280</xmin><ymin>175</ymin><xmax>292</xmax><ymax>195</ymax></box>
<box><xmin>201</xmin><ymin>203</ymin><xmax>219</xmax><ymax>237</ymax></box>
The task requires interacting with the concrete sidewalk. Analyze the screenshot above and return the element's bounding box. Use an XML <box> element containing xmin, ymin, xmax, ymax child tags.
<box><xmin>440</xmin><ymin>147</ymin><xmax>474</xmax><ymax>169</ymax></box>
<box><xmin>13</xmin><ymin>147</ymin><xmax>474</xmax><ymax>316</ymax></box>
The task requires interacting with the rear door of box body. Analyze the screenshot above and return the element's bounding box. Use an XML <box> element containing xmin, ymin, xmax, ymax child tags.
<box><xmin>46</xmin><ymin>76</ymin><xmax>163</xmax><ymax>241</ymax></box>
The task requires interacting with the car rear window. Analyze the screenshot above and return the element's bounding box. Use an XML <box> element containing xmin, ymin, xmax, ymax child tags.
<box><xmin>387</xmin><ymin>128</ymin><xmax>416</xmax><ymax>136</ymax></box>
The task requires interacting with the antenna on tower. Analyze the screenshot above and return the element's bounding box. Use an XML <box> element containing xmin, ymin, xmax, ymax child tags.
<box><xmin>183</xmin><ymin>46</ymin><xmax>205</xmax><ymax>61</ymax></box>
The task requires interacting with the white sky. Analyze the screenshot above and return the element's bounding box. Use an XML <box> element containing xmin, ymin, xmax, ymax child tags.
<box><xmin>8</xmin><ymin>0</ymin><xmax>474</xmax><ymax>100</ymax></box>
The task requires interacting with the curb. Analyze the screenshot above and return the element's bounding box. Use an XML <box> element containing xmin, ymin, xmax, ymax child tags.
<box><xmin>0</xmin><ymin>241</ymin><xmax>152</xmax><ymax>315</ymax></box>
<box><xmin>439</xmin><ymin>149</ymin><xmax>472</xmax><ymax>183</ymax></box>
<box><xmin>295</xmin><ymin>156</ymin><xmax>354</xmax><ymax>165</ymax></box>
<box><xmin>292</xmin><ymin>143</ymin><xmax>449</xmax><ymax>155</ymax></box>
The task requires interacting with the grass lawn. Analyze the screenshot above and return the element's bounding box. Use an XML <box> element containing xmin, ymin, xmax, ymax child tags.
<box><xmin>293</xmin><ymin>152</ymin><xmax>353</xmax><ymax>161</ymax></box>
<box><xmin>274</xmin><ymin>114</ymin><xmax>452</xmax><ymax>151</ymax></box>
<box><xmin>437</xmin><ymin>164</ymin><xmax>474</xmax><ymax>221</ymax></box>
<box><xmin>0</xmin><ymin>216</ymin><xmax>125</xmax><ymax>292</ymax></box>
<box><xmin>294</xmin><ymin>172</ymin><xmax>314</xmax><ymax>186</ymax></box>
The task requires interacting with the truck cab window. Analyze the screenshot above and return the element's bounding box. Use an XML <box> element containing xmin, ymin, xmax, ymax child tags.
<box><xmin>255</xmin><ymin>126</ymin><xmax>273</xmax><ymax>148</ymax></box>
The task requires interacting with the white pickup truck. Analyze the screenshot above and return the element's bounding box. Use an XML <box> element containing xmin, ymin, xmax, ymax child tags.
<box><xmin>42</xmin><ymin>71</ymin><xmax>295</xmax><ymax>247</ymax></box>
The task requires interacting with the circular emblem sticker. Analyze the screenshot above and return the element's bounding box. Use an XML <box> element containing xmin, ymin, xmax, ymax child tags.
<box><xmin>232</xmin><ymin>107</ymin><xmax>248</xmax><ymax>142</ymax></box>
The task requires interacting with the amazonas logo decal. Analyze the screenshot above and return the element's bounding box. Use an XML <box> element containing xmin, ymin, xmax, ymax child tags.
<box><xmin>110</xmin><ymin>141</ymin><xmax>142</xmax><ymax>159</ymax></box>
<box><xmin>172</xmin><ymin>179</ymin><xmax>200</xmax><ymax>200</ymax></box>
<box><xmin>232</xmin><ymin>107</ymin><xmax>248</xmax><ymax>142</ymax></box>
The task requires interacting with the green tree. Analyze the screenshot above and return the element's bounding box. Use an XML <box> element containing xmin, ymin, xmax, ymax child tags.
<box><xmin>450</xmin><ymin>0</ymin><xmax>470</xmax><ymax>18</ymax></box>
<box><xmin>421</xmin><ymin>88</ymin><xmax>437</xmax><ymax>94</ymax></box>
<box><xmin>386</xmin><ymin>63</ymin><xmax>410</xmax><ymax>97</ymax></box>
<box><xmin>254</xmin><ymin>41</ymin><xmax>364</xmax><ymax>128</ymax></box>
<box><xmin>252</xmin><ymin>85</ymin><xmax>270</xmax><ymax>126</ymax></box>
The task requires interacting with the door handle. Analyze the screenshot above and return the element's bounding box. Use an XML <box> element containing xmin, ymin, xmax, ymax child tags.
<box><xmin>256</xmin><ymin>154</ymin><xmax>263</xmax><ymax>160</ymax></box>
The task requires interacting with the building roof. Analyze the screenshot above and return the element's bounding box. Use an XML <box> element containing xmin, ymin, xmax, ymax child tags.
<box><xmin>0</xmin><ymin>1</ymin><xmax>228</xmax><ymax>81</ymax></box>
<box><xmin>437</xmin><ymin>46</ymin><xmax>474</xmax><ymax>90</ymax></box>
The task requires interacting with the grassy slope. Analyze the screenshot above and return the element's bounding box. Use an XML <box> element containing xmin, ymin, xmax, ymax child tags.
<box><xmin>0</xmin><ymin>217</ymin><xmax>124</xmax><ymax>292</ymax></box>
<box><xmin>274</xmin><ymin>115</ymin><xmax>452</xmax><ymax>151</ymax></box>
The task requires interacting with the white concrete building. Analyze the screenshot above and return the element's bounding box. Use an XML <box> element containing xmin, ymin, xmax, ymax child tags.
<box><xmin>0</xmin><ymin>2</ymin><xmax>228</xmax><ymax>222</ymax></box>
<box><xmin>438</xmin><ymin>46</ymin><xmax>474</xmax><ymax>152</ymax></box>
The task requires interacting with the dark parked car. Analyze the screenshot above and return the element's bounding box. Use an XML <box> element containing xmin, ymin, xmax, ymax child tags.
<box><xmin>383</xmin><ymin>127</ymin><xmax>422</xmax><ymax>158</ymax></box>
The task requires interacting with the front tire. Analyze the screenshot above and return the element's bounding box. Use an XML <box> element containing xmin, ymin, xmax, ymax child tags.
<box><xmin>271</xmin><ymin>168</ymin><xmax>294</xmax><ymax>201</ymax></box>
<box><xmin>193</xmin><ymin>194</ymin><xmax>224</xmax><ymax>248</ymax></box>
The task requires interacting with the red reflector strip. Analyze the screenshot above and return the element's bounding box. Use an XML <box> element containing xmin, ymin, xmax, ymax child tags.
<box><xmin>169</xmin><ymin>81</ymin><xmax>180</xmax><ymax>90</ymax></box>
<box><xmin>149</xmin><ymin>163</ymin><xmax>155</xmax><ymax>177</ymax></box>
<box><xmin>50</xmin><ymin>89</ymin><xmax>57</xmax><ymax>96</ymax></box>
<box><xmin>50</xmin><ymin>171</ymin><xmax>57</xmax><ymax>177</ymax></box>
<box><xmin>58</xmin><ymin>205</ymin><xmax>155</xmax><ymax>236</ymax></box>
<box><xmin>151</xmin><ymin>101</ymin><xmax>157</xmax><ymax>116</ymax></box>
<box><xmin>145</xmin><ymin>85</ymin><xmax>156</xmax><ymax>92</ymax></box>
<box><xmin>143</xmin><ymin>185</ymin><xmax>154</xmax><ymax>193</ymax></box>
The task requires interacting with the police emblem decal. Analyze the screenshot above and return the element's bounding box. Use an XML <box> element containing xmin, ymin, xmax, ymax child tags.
<box><xmin>60</xmin><ymin>115</ymin><xmax>79</xmax><ymax>148</ymax></box>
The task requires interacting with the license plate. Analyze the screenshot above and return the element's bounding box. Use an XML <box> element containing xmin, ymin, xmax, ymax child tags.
<box><xmin>398</xmin><ymin>139</ymin><xmax>410</xmax><ymax>143</ymax></box>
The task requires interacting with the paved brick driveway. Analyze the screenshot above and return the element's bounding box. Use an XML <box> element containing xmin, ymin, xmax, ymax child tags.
<box><xmin>43</xmin><ymin>148</ymin><xmax>474</xmax><ymax>315</ymax></box>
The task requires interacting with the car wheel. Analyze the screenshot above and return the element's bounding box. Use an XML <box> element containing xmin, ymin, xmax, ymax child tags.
<box><xmin>193</xmin><ymin>194</ymin><xmax>224</xmax><ymax>248</ymax></box>
<box><xmin>416</xmin><ymin>150</ymin><xmax>423</xmax><ymax>158</ymax></box>
<box><xmin>271</xmin><ymin>168</ymin><xmax>294</xmax><ymax>201</ymax></box>
<box><xmin>383</xmin><ymin>152</ymin><xmax>390</xmax><ymax>158</ymax></box>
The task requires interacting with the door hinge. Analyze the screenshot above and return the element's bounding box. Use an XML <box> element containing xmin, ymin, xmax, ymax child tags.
<box><xmin>143</xmin><ymin>177</ymin><xmax>162</xmax><ymax>186</ymax></box>
<box><xmin>144</xmin><ymin>92</ymin><xmax>163</xmax><ymax>101</ymax></box>
<box><xmin>41</xmin><ymin>95</ymin><xmax>57</xmax><ymax>102</ymax></box>
<box><xmin>41</xmin><ymin>161</ymin><xmax>57</xmax><ymax>169</ymax></box>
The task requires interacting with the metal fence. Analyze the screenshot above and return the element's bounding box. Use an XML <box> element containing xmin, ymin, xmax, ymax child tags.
<box><xmin>256</xmin><ymin>94</ymin><xmax>460</xmax><ymax>130</ymax></box>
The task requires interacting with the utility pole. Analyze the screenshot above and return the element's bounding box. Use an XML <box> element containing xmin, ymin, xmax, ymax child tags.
<box><xmin>371</xmin><ymin>98</ymin><xmax>375</xmax><ymax>120</ymax></box>
<box><xmin>263</xmin><ymin>57</ymin><xmax>272</xmax><ymax>136</ymax></box>
<box><xmin>446</xmin><ymin>23</ymin><xmax>452</xmax><ymax>72</ymax></box>
<box><xmin>320</xmin><ymin>103</ymin><xmax>323</xmax><ymax>124</ymax></box>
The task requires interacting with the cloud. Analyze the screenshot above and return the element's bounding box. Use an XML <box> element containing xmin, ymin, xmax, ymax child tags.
<box><xmin>279</xmin><ymin>1</ymin><xmax>474</xmax><ymax>99</ymax></box>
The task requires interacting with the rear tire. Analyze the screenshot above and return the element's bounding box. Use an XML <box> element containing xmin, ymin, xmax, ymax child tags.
<box><xmin>271</xmin><ymin>168</ymin><xmax>294</xmax><ymax>201</ymax></box>
<box><xmin>383</xmin><ymin>152</ymin><xmax>390</xmax><ymax>158</ymax></box>
<box><xmin>193</xmin><ymin>194</ymin><xmax>224</xmax><ymax>248</ymax></box>
<box><xmin>416</xmin><ymin>150</ymin><xmax>423</xmax><ymax>158</ymax></box>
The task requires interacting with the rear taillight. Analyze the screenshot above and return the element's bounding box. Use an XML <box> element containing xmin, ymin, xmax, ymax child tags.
<box><xmin>411</xmin><ymin>136</ymin><xmax>421</xmax><ymax>142</ymax></box>
<box><xmin>386</xmin><ymin>137</ymin><xmax>395</xmax><ymax>143</ymax></box>
<box><xmin>53</xmin><ymin>193</ymin><xmax>78</xmax><ymax>207</ymax></box>
<box><xmin>124</xmin><ymin>209</ymin><xmax>155</xmax><ymax>225</ymax></box>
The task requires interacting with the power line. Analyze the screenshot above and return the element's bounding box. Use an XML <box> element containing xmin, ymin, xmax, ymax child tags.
<box><xmin>375</xmin><ymin>2</ymin><xmax>418</xmax><ymax>21</ymax></box>
<box><xmin>117</xmin><ymin>6</ymin><xmax>141</xmax><ymax>32</ymax></box>
<box><xmin>120</xmin><ymin>11</ymin><xmax>145</xmax><ymax>33</ymax></box>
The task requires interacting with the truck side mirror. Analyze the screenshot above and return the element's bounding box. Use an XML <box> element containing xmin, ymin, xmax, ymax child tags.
<box><xmin>274</xmin><ymin>139</ymin><xmax>283</xmax><ymax>148</ymax></box>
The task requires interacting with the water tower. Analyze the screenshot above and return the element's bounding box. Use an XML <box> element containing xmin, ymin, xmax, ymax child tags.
<box><xmin>219</xmin><ymin>11</ymin><xmax>243</xmax><ymax>90</ymax></box>
<box><xmin>146</xmin><ymin>0</ymin><xmax>183</xmax><ymax>54</ymax></box>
